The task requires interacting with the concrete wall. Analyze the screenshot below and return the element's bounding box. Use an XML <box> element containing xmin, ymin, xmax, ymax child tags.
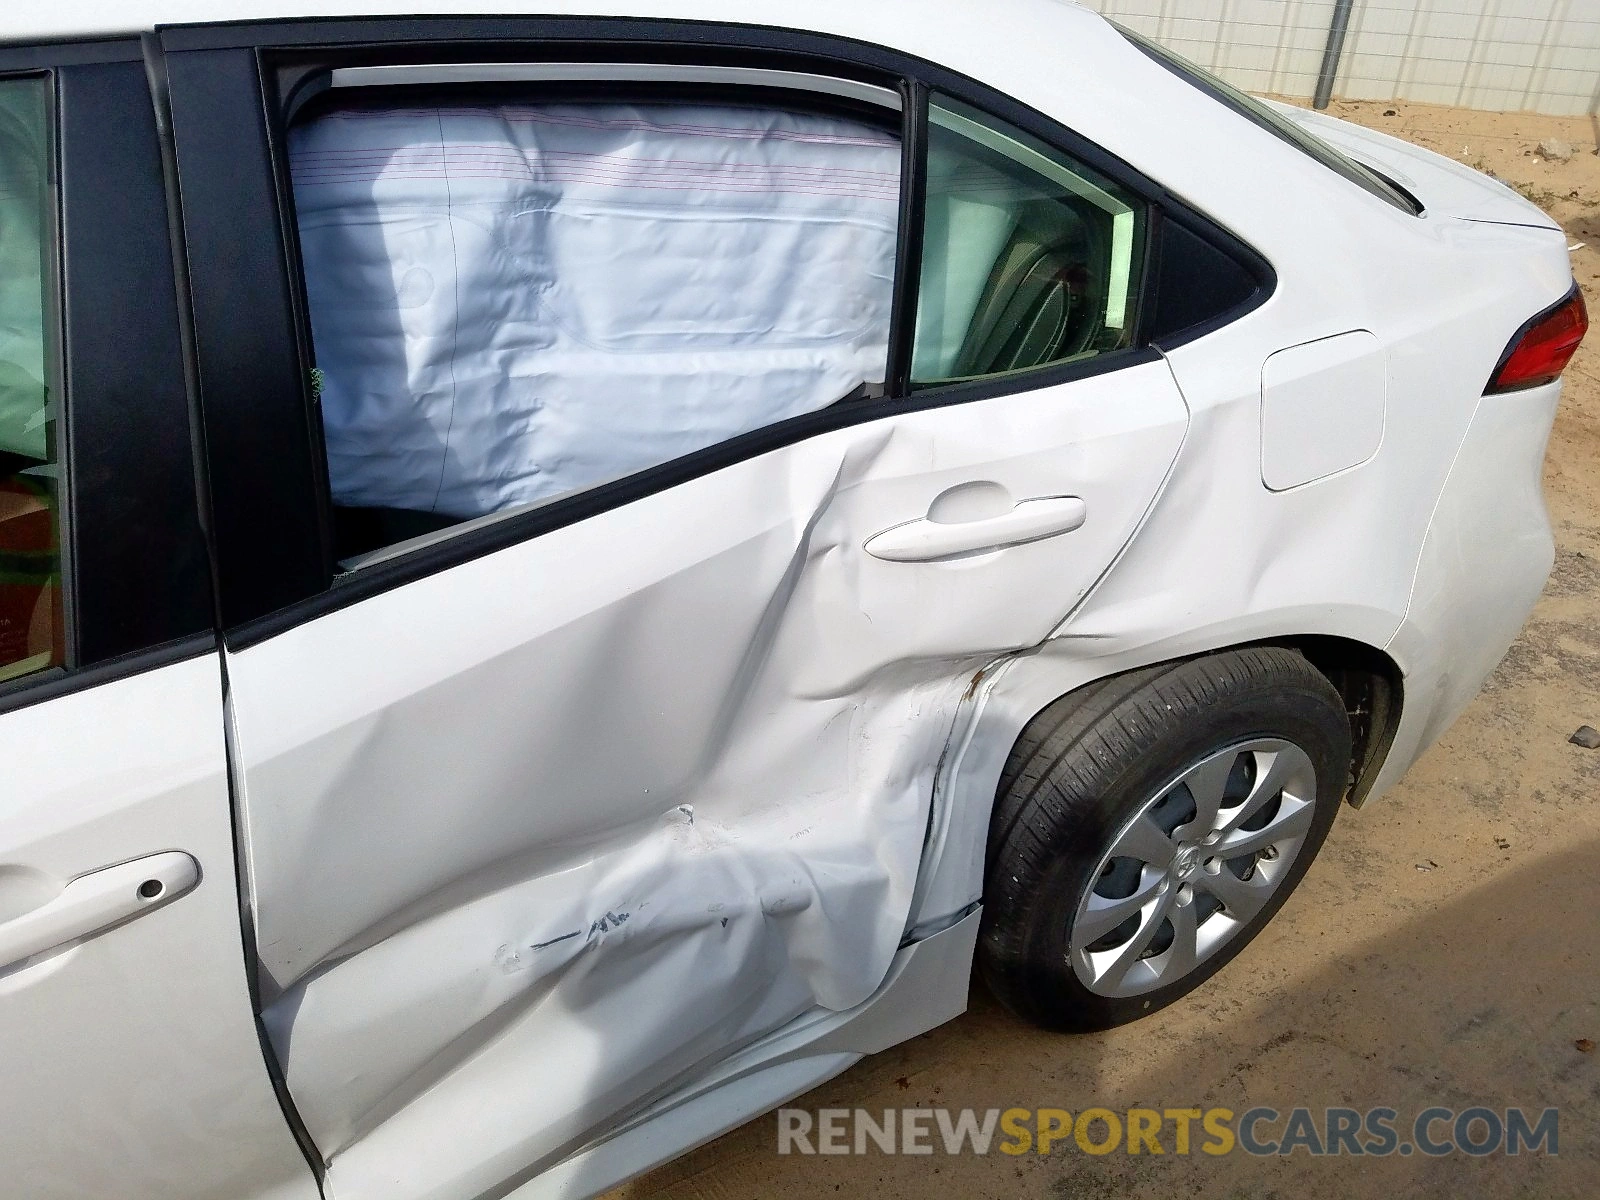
<box><xmin>1085</xmin><ymin>0</ymin><xmax>1600</xmax><ymax>116</ymax></box>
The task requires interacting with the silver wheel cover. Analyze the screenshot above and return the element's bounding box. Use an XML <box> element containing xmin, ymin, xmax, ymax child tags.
<box><xmin>1069</xmin><ymin>738</ymin><xmax>1319</xmax><ymax>998</ymax></box>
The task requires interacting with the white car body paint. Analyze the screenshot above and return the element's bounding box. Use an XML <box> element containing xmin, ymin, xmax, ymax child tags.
<box><xmin>1382</xmin><ymin>380</ymin><xmax>1563</xmax><ymax>784</ymax></box>
<box><xmin>0</xmin><ymin>658</ymin><xmax>317</xmax><ymax>1200</ymax></box>
<box><xmin>1260</xmin><ymin>331</ymin><xmax>1387</xmax><ymax>491</ymax></box>
<box><xmin>1268</xmin><ymin>99</ymin><xmax>1563</xmax><ymax>232</ymax></box>
<box><xmin>0</xmin><ymin>1</ymin><xmax>1575</xmax><ymax>1198</ymax></box>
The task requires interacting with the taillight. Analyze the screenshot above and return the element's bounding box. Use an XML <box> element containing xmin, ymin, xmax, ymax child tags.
<box><xmin>1488</xmin><ymin>286</ymin><xmax>1588</xmax><ymax>393</ymax></box>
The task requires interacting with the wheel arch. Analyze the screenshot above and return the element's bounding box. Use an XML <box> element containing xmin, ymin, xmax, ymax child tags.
<box><xmin>906</xmin><ymin>627</ymin><xmax>1406</xmax><ymax>936</ymax></box>
<box><xmin>1269</xmin><ymin>634</ymin><xmax>1403</xmax><ymax>809</ymax></box>
<box><xmin>974</xmin><ymin>644</ymin><xmax>1354</xmax><ymax>1029</ymax></box>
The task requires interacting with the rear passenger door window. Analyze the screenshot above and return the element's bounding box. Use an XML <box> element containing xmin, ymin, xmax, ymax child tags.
<box><xmin>287</xmin><ymin>81</ymin><xmax>902</xmax><ymax>563</ymax></box>
<box><xmin>277</xmin><ymin>73</ymin><xmax>1181</xmax><ymax>573</ymax></box>
<box><xmin>912</xmin><ymin>94</ymin><xmax>1145</xmax><ymax>385</ymax></box>
<box><xmin>0</xmin><ymin>76</ymin><xmax>62</xmax><ymax>682</ymax></box>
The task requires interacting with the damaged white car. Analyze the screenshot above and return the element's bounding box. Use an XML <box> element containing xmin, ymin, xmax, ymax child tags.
<box><xmin>0</xmin><ymin>1</ymin><xmax>1584</xmax><ymax>1198</ymax></box>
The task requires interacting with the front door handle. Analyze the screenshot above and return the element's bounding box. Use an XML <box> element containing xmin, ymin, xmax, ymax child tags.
<box><xmin>0</xmin><ymin>851</ymin><xmax>200</xmax><ymax>973</ymax></box>
<box><xmin>864</xmin><ymin>495</ymin><xmax>1087</xmax><ymax>563</ymax></box>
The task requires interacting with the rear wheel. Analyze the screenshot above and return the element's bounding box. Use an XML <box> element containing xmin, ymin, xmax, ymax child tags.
<box><xmin>979</xmin><ymin>647</ymin><xmax>1351</xmax><ymax>1032</ymax></box>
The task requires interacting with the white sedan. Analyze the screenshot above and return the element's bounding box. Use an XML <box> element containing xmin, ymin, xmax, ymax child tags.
<box><xmin>0</xmin><ymin>1</ymin><xmax>1582</xmax><ymax>1197</ymax></box>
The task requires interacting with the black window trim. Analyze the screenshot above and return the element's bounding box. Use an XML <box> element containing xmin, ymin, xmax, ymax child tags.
<box><xmin>157</xmin><ymin>15</ymin><xmax>1274</xmax><ymax>648</ymax></box>
<box><xmin>0</xmin><ymin>42</ymin><xmax>217</xmax><ymax>716</ymax></box>
<box><xmin>0</xmin><ymin>38</ymin><xmax>145</xmax><ymax>71</ymax></box>
<box><xmin>884</xmin><ymin>77</ymin><xmax>927</xmax><ymax>399</ymax></box>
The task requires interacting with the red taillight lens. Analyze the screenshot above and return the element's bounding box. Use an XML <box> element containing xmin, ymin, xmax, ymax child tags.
<box><xmin>1488</xmin><ymin>287</ymin><xmax>1588</xmax><ymax>393</ymax></box>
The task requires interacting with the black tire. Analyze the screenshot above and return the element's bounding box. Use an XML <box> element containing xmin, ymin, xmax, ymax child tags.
<box><xmin>978</xmin><ymin>646</ymin><xmax>1352</xmax><ymax>1032</ymax></box>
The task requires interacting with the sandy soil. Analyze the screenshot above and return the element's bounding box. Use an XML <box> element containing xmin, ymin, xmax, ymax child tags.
<box><xmin>611</xmin><ymin>100</ymin><xmax>1600</xmax><ymax>1200</ymax></box>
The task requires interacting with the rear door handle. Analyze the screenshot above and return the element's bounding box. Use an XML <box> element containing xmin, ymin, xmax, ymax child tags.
<box><xmin>0</xmin><ymin>851</ymin><xmax>200</xmax><ymax>972</ymax></box>
<box><xmin>864</xmin><ymin>495</ymin><xmax>1087</xmax><ymax>563</ymax></box>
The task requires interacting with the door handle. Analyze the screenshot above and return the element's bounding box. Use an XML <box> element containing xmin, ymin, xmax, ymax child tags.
<box><xmin>864</xmin><ymin>495</ymin><xmax>1087</xmax><ymax>563</ymax></box>
<box><xmin>0</xmin><ymin>851</ymin><xmax>200</xmax><ymax>973</ymax></box>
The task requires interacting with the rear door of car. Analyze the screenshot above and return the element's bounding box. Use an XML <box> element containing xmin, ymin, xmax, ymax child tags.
<box><xmin>0</xmin><ymin>39</ymin><xmax>316</xmax><ymax>1200</ymax></box>
<box><xmin>159</xmin><ymin>15</ymin><xmax>1223</xmax><ymax>1198</ymax></box>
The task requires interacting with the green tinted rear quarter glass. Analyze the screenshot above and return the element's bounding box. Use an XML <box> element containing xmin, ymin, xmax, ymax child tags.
<box><xmin>0</xmin><ymin>75</ymin><xmax>64</xmax><ymax>683</ymax></box>
<box><xmin>1117</xmin><ymin>23</ymin><xmax>1420</xmax><ymax>215</ymax></box>
<box><xmin>911</xmin><ymin>94</ymin><xmax>1147</xmax><ymax>388</ymax></box>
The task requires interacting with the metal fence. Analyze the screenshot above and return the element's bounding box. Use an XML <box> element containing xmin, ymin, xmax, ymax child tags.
<box><xmin>1085</xmin><ymin>0</ymin><xmax>1600</xmax><ymax>116</ymax></box>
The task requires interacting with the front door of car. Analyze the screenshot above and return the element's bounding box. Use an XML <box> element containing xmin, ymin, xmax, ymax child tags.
<box><xmin>163</xmin><ymin>25</ymin><xmax>1190</xmax><ymax>1199</ymax></box>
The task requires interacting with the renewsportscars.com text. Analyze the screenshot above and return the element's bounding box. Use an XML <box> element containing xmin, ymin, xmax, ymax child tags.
<box><xmin>775</xmin><ymin>1105</ymin><xmax>1559</xmax><ymax>1158</ymax></box>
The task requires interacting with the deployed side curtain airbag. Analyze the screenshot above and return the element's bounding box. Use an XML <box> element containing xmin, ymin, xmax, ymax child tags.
<box><xmin>290</xmin><ymin>102</ymin><xmax>901</xmax><ymax>519</ymax></box>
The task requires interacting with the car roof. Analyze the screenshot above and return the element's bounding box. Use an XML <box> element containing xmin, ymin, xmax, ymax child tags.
<box><xmin>8</xmin><ymin>0</ymin><xmax>1105</xmax><ymax>50</ymax></box>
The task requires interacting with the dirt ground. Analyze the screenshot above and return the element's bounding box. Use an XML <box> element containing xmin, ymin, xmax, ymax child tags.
<box><xmin>612</xmin><ymin>99</ymin><xmax>1600</xmax><ymax>1200</ymax></box>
